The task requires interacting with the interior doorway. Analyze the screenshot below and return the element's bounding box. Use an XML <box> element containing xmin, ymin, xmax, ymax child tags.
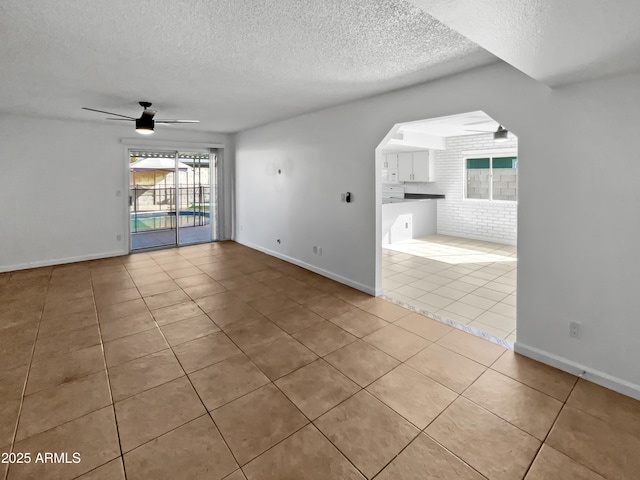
<box><xmin>376</xmin><ymin>111</ymin><xmax>518</xmax><ymax>346</ymax></box>
<box><xmin>129</xmin><ymin>149</ymin><xmax>217</xmax><ymax>251</ymax></box>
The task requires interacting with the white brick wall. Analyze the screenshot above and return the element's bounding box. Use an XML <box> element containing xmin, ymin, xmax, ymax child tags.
<box><xmin>404</xmin><ymin>133</ymin><xmax>518</xmax><ymax>245</ymax></box>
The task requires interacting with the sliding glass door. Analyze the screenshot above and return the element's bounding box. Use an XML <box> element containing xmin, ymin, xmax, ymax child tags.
<box><xmin>129</xmin><ymin>149</ymin><xmax>216</xmax><ymax>251</ymax></box>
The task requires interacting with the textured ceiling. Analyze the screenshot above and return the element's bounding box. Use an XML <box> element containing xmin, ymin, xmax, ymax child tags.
<box><xmin>409</xmin><ymin>0</ymin><xmax>640</xmax><ymax>87</ymax></box>
<box><xmin>0</xmin><ymin>0</ymin><xmax>495</xmax><ymax>133</ymax></box>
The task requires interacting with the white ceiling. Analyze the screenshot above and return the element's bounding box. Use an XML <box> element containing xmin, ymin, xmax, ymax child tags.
<box><xmin>381</xmin><ymin>111</ymin><xmax>512</xmax><ymax>151</ymax></box>
<box><xmin>408</xmin><ymin>0</ymin><xmax>640</xmax><ymax>87</ymax></box>
<box><xmin>0</xmin><ymin>0</ymin><xmax>496</xmax><ymax>133</ymax></box>
<box><xmin>400</xmin><ymin>111</ymin><xmax>498</xmax><ymax>137</ymax></box>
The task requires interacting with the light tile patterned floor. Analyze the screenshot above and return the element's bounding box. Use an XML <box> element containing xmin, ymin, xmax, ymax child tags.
<box><xmin>1</xmin><ymin>241</ymin><xmax>638</xmax><ymax>480</ymax></box>
<box><xmin>383</xmin><ymin>234</ymin><xmax>517</xmax><ymax>341</ymax></box>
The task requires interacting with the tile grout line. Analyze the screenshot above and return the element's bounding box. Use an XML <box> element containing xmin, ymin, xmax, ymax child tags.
<box><xmin>5</xmin><ymin>269</ymin><xmax>52</xmax><ymax>480</ymax></box>
<box><xmin>91</xmin><ymin>262</ymin><xmax>134</xmax><ymax>480</ymax></box>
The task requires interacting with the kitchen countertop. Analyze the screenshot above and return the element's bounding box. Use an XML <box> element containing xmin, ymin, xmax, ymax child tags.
<box><xmin>382</xmin><ymin>193</ymin><xmax>445</xmax><ymax>204</ymax></box>
<box><xmin>404</xmin><ymin>193</ymin><xmax>445</xmax><ymax>199</ymax></box>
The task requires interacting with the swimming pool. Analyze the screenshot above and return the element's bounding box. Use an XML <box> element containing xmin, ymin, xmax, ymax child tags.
<box><xmin>130</xmin><ymin>211</ymin><xmax>210</xmax><ymax>232</ymax></box>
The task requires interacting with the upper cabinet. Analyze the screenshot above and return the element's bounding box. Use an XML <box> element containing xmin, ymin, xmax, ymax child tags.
<box><xmin>383</xmin><ymin>150</ymin><xmax>436</xmax><ymax>183</ymax></box>
<box><xmin>382</xmin><ymin>153</ymin><xmax>400</xmax><ymax>183</ymax></box>
<box><xmin>398</xmin><ymin>150</ymin><xmax>435</xmax><ymax>182</ymax></box>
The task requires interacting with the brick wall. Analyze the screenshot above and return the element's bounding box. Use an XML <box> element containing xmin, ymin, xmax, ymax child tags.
<box><xmin>404</xmin><ymin>133</ymin><xmax>518</xmax><ymax>245</ymax></box>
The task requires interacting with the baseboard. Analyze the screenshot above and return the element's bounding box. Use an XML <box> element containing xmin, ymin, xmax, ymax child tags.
<box><xmin>237</xmin><ymin>240</ymin><xmax>376</xmax><ymax>295</ymax></box>
<box><xmin>515</xmin><ymin>342</ymin><xmax>640</xmax><ymax>401</ymax></box>
<box><xmin>0</xmin><ymin>250</ymin><xmax>128</xmax><ymax>273</ymax></box>
<box><xmin>436</xmin><ymin>229</ymin><xmax>517</xmax><ymax>246</ymax></box>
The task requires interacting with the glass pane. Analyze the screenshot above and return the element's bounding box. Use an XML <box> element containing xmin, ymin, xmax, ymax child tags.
<box><xmin>129</xmin><ymin>150</ymin><xmax>178</xmax><ymax>250</ymax></box>
<box><xmin>466</xmin><ymin>158</ymin><xmax>490</xmax><ymax>199</ymax></box>
<box><xmin>492</xmin><ymin>157</ymin><xmax>518</xmax><ymax>201</ymax></box>
<box><xmin>178</xmin><ymin>152</ymin><xmax>212</xmax><ymax>245</ymax></box>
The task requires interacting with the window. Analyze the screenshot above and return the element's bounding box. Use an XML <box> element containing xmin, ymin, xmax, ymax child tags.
<box><xmin>465</xmin><ymin>155</ymin><xmax>517</xmax><ymax>201</ymax></box>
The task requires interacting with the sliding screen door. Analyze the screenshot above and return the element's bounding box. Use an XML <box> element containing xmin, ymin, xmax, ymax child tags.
<box><xmin>129</xmin><ymin>149</ymin><xmax>216</xmax><ymax>251</ymax></box>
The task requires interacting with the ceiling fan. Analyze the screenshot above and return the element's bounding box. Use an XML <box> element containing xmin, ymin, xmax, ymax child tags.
<box><xmin>82</xmin><ymin>101</ymin><xmax>199</xmax><ymax>135</ymax></box>
<box><xmin>464</xmin><ymin>121</ymin><xmax>509</xmax><ymax>142</ymax></box>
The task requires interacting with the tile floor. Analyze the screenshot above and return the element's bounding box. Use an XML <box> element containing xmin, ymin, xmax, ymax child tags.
<box><xmin>382</xmin><ymin>234</ymin><xmax>517</xmax><ymax>341</ymax></box>
<box><xmin>1</xmin><ymin>241</ymin><xmax>639</xmax><ymax>479</ymax></box>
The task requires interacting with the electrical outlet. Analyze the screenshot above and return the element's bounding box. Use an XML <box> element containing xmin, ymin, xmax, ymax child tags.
<box><xmin>116</xmin><ymin>234</ymin><xmax>122</xmax><ymax>241</ymax></box>
<box><xmin>277</xmin><ymin>239</ymin><xmax>281</xmax><ymax>244</ymax></box>
<box><xmin>569</xmin><ymin>321</ymin><xmax>581</xmax><ymax>338</ymax></box>
<box><xmin>312</xmin><ymin>246</ymin><xmax>318</xmax><ymax>254</ymax></box>
<box><xmin>318</xmin><ymin>247</ymin><xmax>322</xmax><ymax>255</ymax></box>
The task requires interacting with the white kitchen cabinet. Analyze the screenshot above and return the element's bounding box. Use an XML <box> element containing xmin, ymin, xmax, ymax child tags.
<box><xmin>382</xmin><ymin>153</ymin><xmax>399</xmax><ymax>183</ymax></box>
<box><xmin>397</xmin><ymin>153</ymin><xmax>414</xmax><ymax>181</ymax></box>
<box><xmin>397</xmin><ymin>150</ymin><xmax>435</xmax><ymax>182</ymax></box>
<box><xmin>383</xmin><ymin>153</ymin><xmax>399</xmax><ymax>169</ymax></box>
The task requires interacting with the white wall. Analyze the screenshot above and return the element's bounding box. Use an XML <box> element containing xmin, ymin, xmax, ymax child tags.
<box><xmin>0</xmin><ymin>114</ymin><xmax>233</xmax><ymax>272</ymax></box>
<box><xmin>435</xmin><ymin>134</ymin><xmax>518</xmax><ymax>244</ymax></box>
<box><xmin>382</xmin><ymin>200</ymin><xmax>437</xmax><ymax>244</ymax></box>
<box><xmin>235</xmin><ymin>62</ymin><xmax>640</xmax><ymax>398</ymax></box>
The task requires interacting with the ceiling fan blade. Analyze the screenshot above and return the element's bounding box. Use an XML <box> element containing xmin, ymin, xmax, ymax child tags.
<box><xmin>464</xmin><ymin>120</ymin><xmax>497</xmax><ymax>127</ymax></box>
<box><xmin>141</xmin><ymin>109</ymin><xmax>157</xmax><ymax>119</ymax></box>
<box><xmin>82</xmin><ymin>107</ymin><xmax>136</xmax><ymax>120</ymax></box>
<box><xmin>106</xmin><ymin>118</ymin><xmax>135</xmax><ymax>121</ymax></box>
<box><xmin>155</xmin><ymin>120</ymin><xmax>200</xmax><ymax>124</ymax></box>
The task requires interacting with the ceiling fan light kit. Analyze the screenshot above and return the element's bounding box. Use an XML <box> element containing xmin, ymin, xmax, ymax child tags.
<box><xmin>82</xmin><ymin>101</ymin><xmax>199</xmax><ymax>134</ymax></box>
<box><xmin>135</xmin><ymin>116</ymin><xmax>155</xmax><ymax>134</ymax></box>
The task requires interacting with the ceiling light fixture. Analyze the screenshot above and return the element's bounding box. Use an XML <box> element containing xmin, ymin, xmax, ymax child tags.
<box><xmin>135</xmin><ymin>116</ymin><xmax>154</xmax><ymax>135</ymax></box>
<box><xmin>494</xmin><ymin>125</ymin><xmax>508</xmax><ymax>142</ymax></box>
